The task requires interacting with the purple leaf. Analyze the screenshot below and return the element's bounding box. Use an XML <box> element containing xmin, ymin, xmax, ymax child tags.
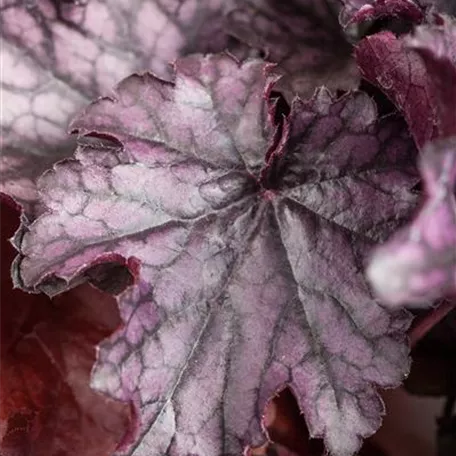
<box><xmin>355</xmin><ymin>31</ymin><xmax>438</xmax><ymax>147</ymax></box>
<box><xmin>367</xmin><ymin>137</ymin><xmax>456</xmax><ymax>307</ymax></box>
<box><xmin>16</xmin><ymin>55</ymin><xmax>419</xmax><ymax>456</ymax></box>
<box><xmin>0</xmin><ymin>196</ymin><xmax>134</xmax><ymax>456</ymax></box>
<box><xmin>1</xmin><ymin>0</ymin><xmax>231</xmax><ymax>214</ymax></box>
<box><xmin>339</xmin><ymin>0</ymin><xmax>424</xmax><ymax>27</ymax></box>
<box><xmin>407</xmin><ymin>19</ymin><xmax>456</xmax><ymax>137</ymax></box>
<box><xmin>227</xmin><ymin>0</ymin><xmax>360</xmax><ymax>101</ymax></box>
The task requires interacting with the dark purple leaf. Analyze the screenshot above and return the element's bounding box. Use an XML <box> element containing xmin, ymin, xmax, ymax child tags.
<box><xmin>355</xmin><ymin>31</ymin><xmax>438</xmax><ymax>147</ymax></box>
<box><xmin>355</xmin><ymin>20</ymin><xmax>456</xmax><ymax>147</ymax></box>
<box><xmin>339</xmin><ymin>0</ymin><xmax>424</xmax><ymax>27</ymax></box>
<box><xmin>407</xmin><ymin>19</ymin><xmax>456</xmax><ymax>137</ymax></box>
<box><xmin>367</xmin><ymin>136</ymin><xmax>456</xmax><ymax>307</ymax></box>
<box><xmin>16</xmin><ymin>55</ymin><xmax>419</xmax><ymax>456</ymax></box>
<box><xmin>0</xmin><ymin>0</ymin><xmax>231</xmax><ymax>214</ymax></box>
<box><xmin>227</xmin><ymin>0</ymin><xmax>360</xmax><ymax>101</ymax></box>
<box><xmin>0</xmin><ymin>195</ymin><xmax>134</xmax><ymax>456</ymax></box>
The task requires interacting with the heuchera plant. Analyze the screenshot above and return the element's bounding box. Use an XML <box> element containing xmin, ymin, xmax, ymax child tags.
<box><xmin>1</xmin><ymin>1</ymin><xmax>455</xmax><ymax>456</ymax></box>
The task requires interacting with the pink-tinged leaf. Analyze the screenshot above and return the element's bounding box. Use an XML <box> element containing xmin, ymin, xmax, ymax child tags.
<box><xmin>355</xmin><ymin>31</ymin><xmax>438</xmax><ymax>147</ymax></box>
<box><xmin>355</xmin><ymin>21</ymin><xmax>456</xmax><ymax>146</ymax></box>
<box><xmin>16</xmin><ymin>55</ymin><xmax>419</xmax><ymax>456</ymax></box>
<box><xmin>0</xmin><ymin>196</ymin><xmax>134</xmax><ymax>456</ymax></box>
<box><xmin>1</xmin><ymin>0</ymin><xmax>232</xmax><ymax>214</ymax></box>
<box><xmin>407</xmin><ymin>19</ymin><xmax>456</xmax><ymax>137</ymax></box>
<box><xmin>367</xmin><ymin>137</ymin><xmax>456</xmax><ymax>307</ymax></box>
<box><xmin>227</xmin><ymin>0</ymin><xmax>360</xmax><ymax>101</ymax></box>
<box><xmin>339</xmin><ymin>0</ymin><xmax>424</xmax><ymax>27</ymax></box>
<box><xmin>257</xmin><ymin>388</ymin><xmax>387</xmax><ymax>455</ymax></box>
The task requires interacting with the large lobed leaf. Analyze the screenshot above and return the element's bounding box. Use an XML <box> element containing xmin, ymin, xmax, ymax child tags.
<box><xmin>227</xmin><ymin>0</ymin><xmax>360</xmax><ymax>101</ymax></box>
<box><xmin>0</xmin><ymin>0</ymin><xmax>232</xmax><ymax>214</ymax></box>
<box><xmin>0</xmin><ymin>195</ymin><xmax>133</xmax><ymax>456</ymax></box>
<box><xmin>15</xmin><ymin>55</ymin><xmax>419</xmax><ymax>456</ymax></box>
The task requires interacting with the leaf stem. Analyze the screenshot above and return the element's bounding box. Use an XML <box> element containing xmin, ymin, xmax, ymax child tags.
<box><xmin>408</xmin><ymin>300</ymin><xmax>456</xmax><ymax>348</ymax></box>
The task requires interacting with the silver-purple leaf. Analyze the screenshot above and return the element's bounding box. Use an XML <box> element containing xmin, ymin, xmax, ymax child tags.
<box><xmin>16</xmin><ymin>55</ymin><xmax>419</xmax><ymax>456</ymax></box>
<box><xmin>0</xmin><ymin>0</ymin><xmax>231</xmax><ymax>214</ymax></box>
<box><xmin>227</xmin><ymin>0</ymin><xmax>360</xmax><ymax>101</ymax></box>
<box><xmin>367</xmin><ymin>137</ymin><xmax>456</xmax><ymax>308</ymax></box>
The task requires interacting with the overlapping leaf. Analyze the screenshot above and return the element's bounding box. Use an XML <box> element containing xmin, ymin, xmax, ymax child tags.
<box><xmin>355</xmin><ymin>31</ymin><xmax>438</xmax><ymax>147</ymax></box>
<box><xmin>0</xmin><ymin>195</ymin><xmax>133</xmax><ymax>456</ymax></box>
<box><xmin>339</xmin><ymin>0</ymin><xmax>424</xmax><ymax>27</ymax></box>
<box><xmin>364</xmin><ymin>21</ymin><xmax>456</xmax><ymax>308</ymax></box>
<box><xmin>356</xmin><ymin>17</ymin><xmax>456</xmax><ymax>149</ymax></box>
<box><xmin>16</xmin><ymin>55</ymin><xmax>419</xmax><ymax>456</ymax></box>
<box><xmin>407</xmin><ymin>19</ymin><xmax>456</xmax><ymax>137</ymax></box>
<box><xmin>0</xmin><ymin>0</ymin><xmax>232</xmax><ymax>214</ymax></box>
<box><xmin>367</xmin><ymin>137</ymin><xmax>456</xmax><ymax>307</ymax></box>
<box><xmin>227</xmin><ymin>0</ymin><xmax>360</xmax><ymax>101</ymax></box>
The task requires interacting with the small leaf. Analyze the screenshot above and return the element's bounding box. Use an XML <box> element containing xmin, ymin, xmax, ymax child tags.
<box><xmin>16</xmin><ymin>55</ymin><xmax>418</xmax><ymax>456</ymax></box>
<box><xmin>355</xmin><ymin>31</ymin><xmax>438</xmax><ymax>147</ymax></box>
